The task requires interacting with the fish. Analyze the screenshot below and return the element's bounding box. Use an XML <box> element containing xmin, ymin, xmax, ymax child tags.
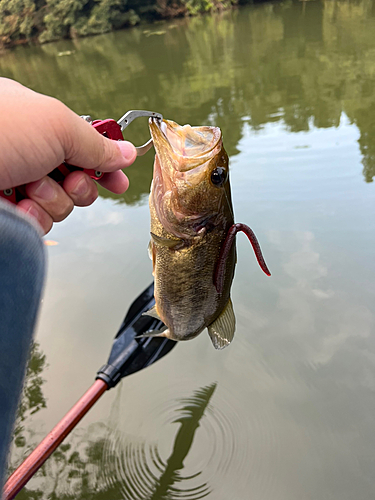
<box><xmin>141</xmin><ymin>118</ymin><xmax>270</xmax><ymax>349</ymax></box>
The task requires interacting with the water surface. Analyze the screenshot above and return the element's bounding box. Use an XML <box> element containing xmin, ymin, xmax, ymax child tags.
<box><xmin>1</xmin><ymin>1</ymin><xmax>375</xmax><ymax>499</ymax></box>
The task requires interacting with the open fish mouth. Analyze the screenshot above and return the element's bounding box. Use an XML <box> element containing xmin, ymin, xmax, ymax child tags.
<box><xmin>149</xmin><ymin>118</ymin><xmax>222</xmax><ymax>172</ymax></box>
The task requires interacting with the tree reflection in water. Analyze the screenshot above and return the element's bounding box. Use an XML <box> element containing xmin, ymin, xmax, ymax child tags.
<box><xmin>12</xmin><ymin>383</ymin><xmax>217</xmax><ymax>500</ymax></box>
<box><xmin>9</xmin><ymin>342</ymin><xmax>47</xmax><ymax>462</ymax></box>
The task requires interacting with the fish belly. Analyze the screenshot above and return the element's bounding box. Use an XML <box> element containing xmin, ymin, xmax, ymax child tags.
<box><xmin>152</xmin><ymin>221</ymin><xmax>235</xmax><ymax>341</ymax></box>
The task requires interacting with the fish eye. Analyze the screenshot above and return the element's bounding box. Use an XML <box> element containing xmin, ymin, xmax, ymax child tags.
<box><xmin>211</xmin><ymin>167</ymin><xmax>227</xmax><ymax>187</ymax></box>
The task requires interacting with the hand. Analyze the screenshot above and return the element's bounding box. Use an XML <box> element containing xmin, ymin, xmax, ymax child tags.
<box><xmin>0</xmin><ymin>78</ymin><xmax>137</xmax><ymax>234</ymax></box>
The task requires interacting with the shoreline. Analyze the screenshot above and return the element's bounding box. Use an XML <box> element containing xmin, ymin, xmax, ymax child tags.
<box><xmin>0</xmin><ymin>1</ymin><xmax>256</xmax><ymax>51</ymax></box>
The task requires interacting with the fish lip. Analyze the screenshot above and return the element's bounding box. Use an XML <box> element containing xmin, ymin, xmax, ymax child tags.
<box><xmin>149</xmin><ymin>118</ymin><xmax>222</xmax><ymax>171</ymax></box>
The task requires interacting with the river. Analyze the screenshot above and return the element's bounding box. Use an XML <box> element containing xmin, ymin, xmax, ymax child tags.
<box><xmin>1</xmin><ymin>1</ymin><xmax>375</xmax><ymax>498</ymax></box>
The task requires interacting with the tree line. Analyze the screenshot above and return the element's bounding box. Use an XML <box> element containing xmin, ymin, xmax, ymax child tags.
<box><xmin>0</xmin><ymin>0</ymin><xmax>255</xmax><ymax>48</ymax></box>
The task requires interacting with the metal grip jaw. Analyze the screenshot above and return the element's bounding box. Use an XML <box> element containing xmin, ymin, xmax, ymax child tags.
<box><xmin>117</xmin><ymin>110</ymin><xmax>163</xmax><ymax>129</ymax></box>
<box><xmin>118</xmin><ymin>110</ymin><xmax>163</xmax><ymax>157</ymax></box>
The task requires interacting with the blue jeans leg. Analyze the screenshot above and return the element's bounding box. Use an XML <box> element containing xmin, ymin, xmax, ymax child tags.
<box><xmin>0</xmin><ymin>202</ymin><xmax>45</xmax><ymax>490</ymax></box>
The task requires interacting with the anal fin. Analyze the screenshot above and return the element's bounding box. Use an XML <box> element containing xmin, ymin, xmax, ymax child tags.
<box><xmin>207</xmin><ymin>298</ymin><xmax>236</xmax><ymax>350</ymax></box>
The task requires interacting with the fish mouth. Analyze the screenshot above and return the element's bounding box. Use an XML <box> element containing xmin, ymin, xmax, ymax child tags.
<box><xmin>149</xmin><ymin>118</ymin><xmax>222</xmax><ymax>172</ymax></box>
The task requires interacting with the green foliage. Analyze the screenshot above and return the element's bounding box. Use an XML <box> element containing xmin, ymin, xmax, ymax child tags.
<box><xmin>0</xmin><ymin>0</ymin><xmax>43</xmax><ymax>44</ymax></box>
<box><xmin>0</xmin><ymin>0</ymin><xmax>240</xmax><ymax>46</ymax></box>
<box><xmin>39</xmin><ymin>0</ymin><xmax>141</xmax><ymax>42</ymax></box>
<box><xmin>39</xmin><ymin>0</ymin><xmax>86</xmax><ymax>42</ymax></box>
<box><xmin>184</xmin><ymin>0</ymin><xmax>236</xmax><ymax>15</ymax></box>
<box><xmin>185</xmin><ymin>0</ymin><xmax>214</xmax><ymax>15</ymax></box>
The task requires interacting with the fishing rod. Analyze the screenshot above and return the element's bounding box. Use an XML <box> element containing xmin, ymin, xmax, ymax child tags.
<box><xmin>3</xmin><ymin>282</ymin><xmax>176</xmax><ymax>500</ymax></box>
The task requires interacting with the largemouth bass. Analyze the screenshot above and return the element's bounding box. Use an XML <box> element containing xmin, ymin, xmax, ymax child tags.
<box><xmin>143</xmin><ymin>118</ymin><xmax>270</xmax><ymax>349</ymax></box>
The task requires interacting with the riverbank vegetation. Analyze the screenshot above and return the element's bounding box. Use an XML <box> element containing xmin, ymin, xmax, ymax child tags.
<box><xmin>0</xmin><ymin>0</ymin><xmax>255</xmax><ymax>48</ymax></box>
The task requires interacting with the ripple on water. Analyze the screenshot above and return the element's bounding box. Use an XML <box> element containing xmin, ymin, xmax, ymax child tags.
<box><xmin>95</xmin><ymin>380</ymin><xmax>286</xmax><ymax>499</ymax></box>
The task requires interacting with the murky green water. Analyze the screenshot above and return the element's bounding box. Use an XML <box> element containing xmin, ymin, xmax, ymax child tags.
<box><xmin>2</xmin><ymin>1</ymin><xmax>375</xmax><ymax>498</ymax></box>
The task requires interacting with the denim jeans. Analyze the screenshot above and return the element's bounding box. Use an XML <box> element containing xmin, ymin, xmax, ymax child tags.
<box><xmin>0</xmin><ymin>201</ymin><xmax>45</xmax><ymax>491</ymax></box>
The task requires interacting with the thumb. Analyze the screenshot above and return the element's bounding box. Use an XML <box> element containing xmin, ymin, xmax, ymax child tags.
<box><xmin>61</xmin><ymin>107</ymin><xmax>137</xmax><ymax>172</ymax></box>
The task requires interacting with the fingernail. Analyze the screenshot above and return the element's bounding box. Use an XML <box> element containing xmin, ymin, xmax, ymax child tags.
<box><xmin>71</xmin><ymin>176</ymin><xmax>90</xmax><ymax>197</ymax></box>
<box><xmin>117</xmin><ymin>141</ymin><xmax>137</xmax><ymax>161</ymax></box>
<box><xmin>26</xmin><ymin>204</ymin><xmax>41</xmax><ymax>221</ymax></box>
<box><xmin>34</xmin><ymin>178</ymin><xmax>55</xmax><ymax>201</ymax></box>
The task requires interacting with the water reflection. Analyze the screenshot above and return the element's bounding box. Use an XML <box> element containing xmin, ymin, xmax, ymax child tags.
<box><xmin>106</xmin><ymin>384</ymin><xmax>217</xmax><ymax>500</ymax></box>
<box><xmin>1</xmin><ymin>0</ymin><xmax>375</xmax><ymax>199</ymax></box>
<box><xmin>8</xmin><ymin>342</ymin><xmax>47</xmax><ymax>471</ymax></box>
<box><xmin>15</xmin><ymin>384</ymin><xmax>218</xmax><ymax>500</ymax></box>
<box><xmin>148</xmin><ymin>384</ymin><xmax>216</xmax><ymax>499</ymax></box>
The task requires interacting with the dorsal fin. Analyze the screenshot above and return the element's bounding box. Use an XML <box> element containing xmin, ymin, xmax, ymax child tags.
<box><xmin>207</xmin><ymin>298</ymin><xmax>236</xmax><ymax>350</ymax></box>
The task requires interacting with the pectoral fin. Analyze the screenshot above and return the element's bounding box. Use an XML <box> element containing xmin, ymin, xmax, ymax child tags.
<box><xmin>142</xmin><ymin>304</ymin><xmax>161</xmax><ymax>320</ymax></box>
<box><xmin>148</xmin><ymin>240</ymin><xmax>156</xmax><ymax>275</ymax></box>
<box><xmin>151</xmin><ymin>232</ymin><xmax>182</xmax><ymax>249</ymax></box>
<box><xmin>207</xmin><ymin>298</ymin><xmax>236</xmax><ymax>350</ymax></box>
<box><xmin>135</xmin><ymin>326</ymin><xmax>169</xmax><ymax>340</ymax></box>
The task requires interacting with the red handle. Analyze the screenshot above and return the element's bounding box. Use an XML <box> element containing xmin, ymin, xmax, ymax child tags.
<box><xmin>0</xmin><ymin>119</ymin><xmax>124</xmax><ymax>205</ymax></box>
